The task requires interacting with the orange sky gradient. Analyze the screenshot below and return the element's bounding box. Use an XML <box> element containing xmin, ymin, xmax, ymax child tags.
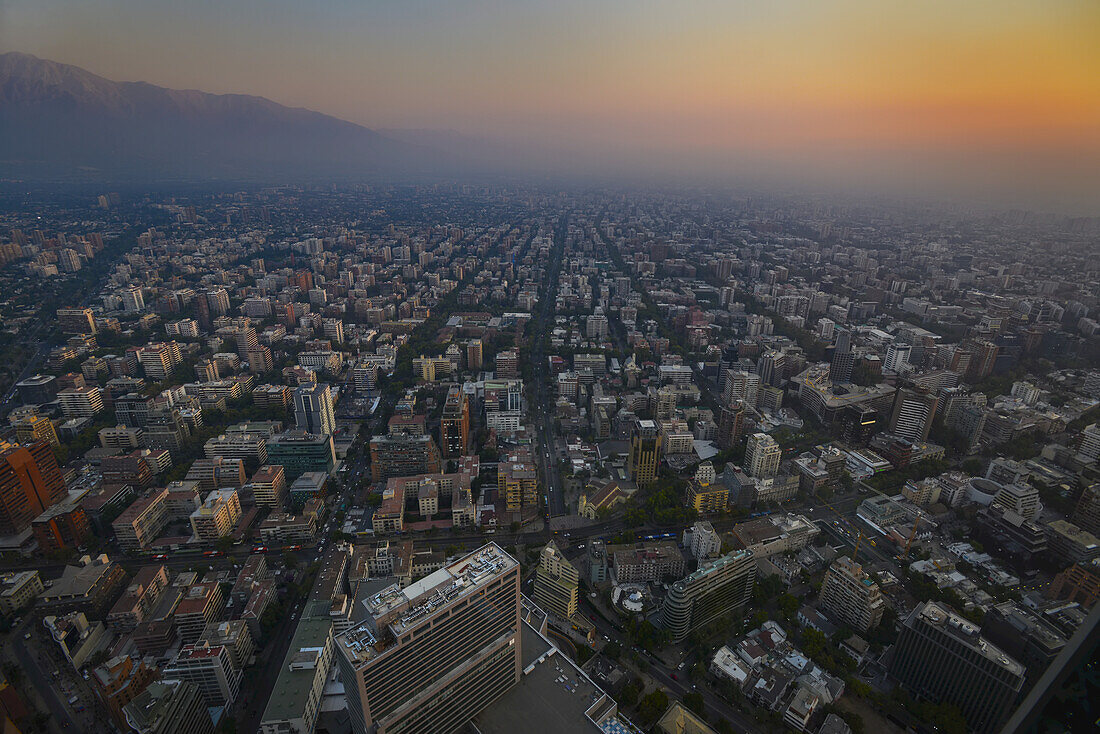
<box><xmin>2</xmin><ymin>0</ymin><xmax>1098</xmax><ymax>208</ymax></box>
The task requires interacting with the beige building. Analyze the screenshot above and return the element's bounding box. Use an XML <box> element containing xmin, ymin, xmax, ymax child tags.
<box><xmin>818</xmin><ymin>556</ymin><xmax>885</xmax><ymax>633</ymax></box>
<box><xmin>533</xmin><ymin>541</ymin><xmax>579</xmax><ymax>620</ymax></box>
<box><xmin>189</xmin><ymin>489</ymin><xmax>242</xmax><ymax>541</ymax></box>
<box><xmin>112</xmin><ymin>489</ymin><xmax>170</xmax><ymax>551</ymax></box>
<box><xmin>0</xmin><ymin>570</ymin><xmax>45</xmax><ymax>616</ymax></box>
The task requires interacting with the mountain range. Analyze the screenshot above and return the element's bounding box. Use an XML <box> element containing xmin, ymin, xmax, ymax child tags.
<box><xmin>0</xmin><ymin>52</ymin><xmax>447</xmax><ymax>182</ymax></box>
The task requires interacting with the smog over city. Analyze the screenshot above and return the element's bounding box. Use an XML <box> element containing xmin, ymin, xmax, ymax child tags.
<box><xmin>0</xmin><ymin>3</ymin><xmax>1096</xmax><ymax>734</ymax></box>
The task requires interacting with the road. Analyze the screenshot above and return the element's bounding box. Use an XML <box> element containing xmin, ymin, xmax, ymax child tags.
<box><xmin>530</xmin><ymin>217</ymin><xmax>568</xmax><ymax>518</ymax></box>
<box><xmin>8</xmin><ymin>619</ymin><xmax>85</xmax><ymax>734</ymax></box>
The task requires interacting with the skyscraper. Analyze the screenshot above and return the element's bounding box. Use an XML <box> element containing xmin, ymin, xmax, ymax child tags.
<box><xmin>532</xmin><ymin>540</ymin><xmax>579</xmax><ymax>620</ymax></box>
<box><xmin>628</xmin><ymin>419</ymin><xmax>662</xmax><ymax>487</ymax></box>
<box><xmin>293</xmin><ymin>383</ymin><xmax>335</xmax><ymax>436</ymax></box>
<box><xmin>660</xmin><ymin>550</ymin><xmax>755</xmax><ymax>642</ymax></box>
<box><xmin>890</xmin><ymin>601</ymin><xmax>1025</xmax><ymax>734</ymax></box>
<box><xmin>335</xmin><ymin>544</ymin><xmax>521</xmax><ymax>734</ymax></box>
<box><xmin>0</xmin><ymin>440</ymin><xmax>67</xmax><ymax>537</ymax></box>
<box><xmin>889</xmin><ymin>387</ymin><xmax>939</xmax><ymax>443</ymax></box>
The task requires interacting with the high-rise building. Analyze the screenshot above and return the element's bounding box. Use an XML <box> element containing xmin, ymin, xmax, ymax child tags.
<box><xmin>466</xmin><ymin>340</ymin><xmax>483</xmax><ymax>372</ymax></box>
<box><xmin>533</xmin><ymin>541</ymin><xmax>579</xmax><ymax>620</ymax></box>
<box><xmin>293</xmin><ymin>383</ymin><xmax>335</xmax><ymax>436</ymax></box>
<box><xmin>369</xmin><ymin>434</ymin><xmax>441</xmax><ymax>483</ymax></box>
<box><xmin>92</xmin><ymin>654</ymin><xmax>158</xmax><ymax>730</ymax></box>
<box><xmin>335</xmin><ymin>544</ymin><xmax>522</xmax><ymax>734</ymax></box>
<box><xmin>495</xmin><ymin>349</ymin><xmax>519</xmax><ymax>379</ymax></box>
<box><xmin>440</xmin><ymin>386</ymin><xmax>469</xmax><ymax>459</ymax></box>
<box><xmin>249</xmin><ymin>465</ymin><xmax>287</xmax><ymax>509</ymax></box>
<box><xmin>12</xmin><ymin>413</ymin><xmax>59</xmax><ymax>447</ymax></box>
<box><xmin>890</xmin><ymin>602</ymin><xmax>1025</xmax><ymax>734</ymax></box>
<box><xmin>744</xmin><ymin>432</ymin><xmax>781</xmax><ymax>479</ymax></box>
<box><xmin>1072</xmin><ymin>483</ymin><xmax>1100</xmax><ymax>536</ymax></box>
<box><xmin>628</xmin><ymin>419</ymin><xmax>662</xmax><ymax>487</ymax></box>
<box><xmin>138</xmin><ymin>342</ymin><xmax>183</xmax><ymax>382</ymax></box>
<box><xmin>123</xmin><ymin>680</ymin><xmax>214</xmax><ymax>734</ymax></box>
<box><xmin>660</xmin><ymin>550</ymin><xmax>756</xmax><ymax>642</ymax></box>
<box><xmin>818</xmin><ymin>556</ymin><xmax>885</xmax><ymax>632</ymax></box>
<box><xmin>0</xmin><ymin>441</ymin><xmax>68</xmax><ymax>537</ymax></box>
<box><xmin>57</xmin><ymin>308</ymin><xmax>97</xmax><ymax>335</ymax></box>
<box><xmin>884</xmin><ymin>343</ymin><xmax>912</xmax><ymax>372</ymax></box>
<box><xmin>122</xmin><ymin>286</ymin><xmax>145</xmax><ymax>314</ymax></box>
<box><xmin>497</xmin><ymin>448</ymin><xmax>538</xmax><ymax>511</ymax></box>
<box><xmin>717</xmin><ymin>402</ymin><xmax>744</xmax><ymax>450</ymax></box>
<box><xmin>889</xmin><ymin>387</ymin><xmax>939</xmax><ymax>443</ymax></box>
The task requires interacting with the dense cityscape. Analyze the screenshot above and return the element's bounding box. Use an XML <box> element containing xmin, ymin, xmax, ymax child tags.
<box><xmin>0</xmin><ymin>184</ymin><xmax>1095</xmax><ymax>734</ymax></box>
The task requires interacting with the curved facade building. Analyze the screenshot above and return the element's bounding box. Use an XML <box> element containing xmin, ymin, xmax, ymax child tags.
<box><xmin>660</xmin><ymin>550</ymin><xmax>756</xmax><ymax>643</ymax></box>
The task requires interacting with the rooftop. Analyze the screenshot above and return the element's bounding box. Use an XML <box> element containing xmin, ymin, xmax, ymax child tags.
<box><xmin>336</xmin><ymin>543</ymin><xmax>516</xmax><ymax>665</ymax></box>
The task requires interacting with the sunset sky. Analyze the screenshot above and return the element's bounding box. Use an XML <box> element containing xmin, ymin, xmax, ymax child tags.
<box><xmin>3</xmin><ymin>0</ymin><xmax>1099</xmax><ymax>208</ymax></box>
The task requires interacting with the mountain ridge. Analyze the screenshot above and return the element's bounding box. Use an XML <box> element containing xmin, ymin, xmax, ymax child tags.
<box><xmin>0</xmin><ymin>52</ymin><xmax>441</xmax><ymax>181</ymax></box>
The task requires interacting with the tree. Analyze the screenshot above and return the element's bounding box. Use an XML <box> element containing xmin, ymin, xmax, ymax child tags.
<box><xmin>637</xmin><ymin>690</ymin><xmax>669</xmax><ymax>724</ymax></box>
<box><xmin>618</xmin><ymin>683</ymin><xmax>640</xmax><ymax>707</ymax></box>
<box><xmin>777</xmin><ymin>593</ymin><xmax>800</xmax><ymax>619</ymax></box>
<box><xmin>683</xmin><ymin>692</ymin><xmax>706</xmax><ymax>718</ymax></box>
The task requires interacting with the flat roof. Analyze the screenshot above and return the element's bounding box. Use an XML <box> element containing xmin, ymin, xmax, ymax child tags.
<box><xmin>474</xmin><ymin>622</ymin><xmax>630</xmax><ymax>734</ymax></box>
<box><xmin>336</xmin><ymin>543</ymin><xmax>516</xmax><ymax>665</ymax></box>
<box><xmin>260</xmin><ymin>616</ymin><xmax>334</xmax><ymax>725</ymax></box>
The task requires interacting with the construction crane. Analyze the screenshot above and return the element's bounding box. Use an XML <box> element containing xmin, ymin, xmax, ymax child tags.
<box><xmin>901</xmin><ymin>512</ymin><xmax>924</xmax><ymax>560</ymax></box>
<box><xmin>853</xmin><ymin>530</ymin><xmax>864</xmax><ymax>564</ymax></box>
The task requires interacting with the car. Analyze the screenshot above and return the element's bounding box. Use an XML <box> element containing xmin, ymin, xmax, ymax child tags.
<box><xmin>670</xmin><ymin>673</ymin><xmax>678</xmax><ymax>680</ymax></box>
<box><xmin>24</xmin><ymin>633</ymin><xmax>31</xmax><ymax>640</ymax></box>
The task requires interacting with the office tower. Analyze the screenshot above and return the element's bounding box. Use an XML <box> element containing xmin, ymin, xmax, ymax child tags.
<box><xmin>834</xmin><ymin>327</ymin><xmax>852</xmax><ymax>354</ymax></box>
<box><xmin>533</xmin><ymin>541</ymin><xmax>579</xmax><ymax>620</ymax></box>
<box><xmin>717</xmin><ymin>402</ymin><xmax>745</xmax><ymax>450</ymax></box>
<box><xmin>335</xmin><ymin>544</ymin><xmax>522</xmax><ymax>734</ymax></box>
<box><xmin>123</xmin><ymin>680</ymin><xmax>214</xmax><ymax>734</ymax></box>
<box><xmin>829</xmin><ymin>351</ymin><xmax>855</xmax><ymax>383</ymax></box>
<box><xmin>495</xmin><ymin>349</ymin><xmax>519</xmax><ymax>379</ymax></box>
<box><xmin>293</xmin><ymin>383</ymin><xmax>335</xmax><ymax>436</ymax></box>
<box><xmin>655</xmin><ymin>385</ymin><xmax>678</xmax><ymax>420</ymax></box>
<box><xmin>267</xmin><ymin>432</ymin><xmax>337</xmax><ymax>481</ymax></box>
<box><xmin>0</xmin><ymin>441</ymin><xmax>67</xmax><ymax>537</ymax></box>
<box><xmin>890</xmin><ymin>602</ymin><xmax>1025</xmax><ymax>734</ymax></box>
<box><xmin>981</xmin><ymin>601</ymin><xmax>1066</xmax><ymax>690</ymax></box>
<box><xmin>818</xmin><ymin>556</ymin><xmax>885</xmax><ymax>632</ymax></box>
<box><xmin>889</xmin><ymin>387</ymin><xmax>939</xmax><ymax>443</ymax></box>
<box><xmin>756</xmin><ymin>349</ymin><xmax>785</xmax><ymax>387</ymax></box>
<box><xmin>440</xmin><ymin>386</ymin><xmax>470</xmax><ymax>459</ymax></box>
<box><xmin>466</xmin><ymin>339</ymin><xmax>484</xmax><ymax>371</ymax></box>
<box><xmin>744</xmin><ymin>432</ymin><xmax>781</xmax><ymax>479</ymax></box>
<box><xmin>660</xmin><ymin>550</ymin><xmax>755</xmax><ymax>643</ymax></box>
<box><xmin>884</xmin><ymin>343</ymin><xmax>912</xmax><ymax>372</ymax></box>
<box><xmin>628</xmin><ymin>419</ymin><xmax>662</xmax><ymax>487</ymax></box>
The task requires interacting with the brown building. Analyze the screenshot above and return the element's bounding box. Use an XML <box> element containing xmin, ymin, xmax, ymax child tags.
<box><xmin>93</xmin><ymin>654</ymin><xmax>158</xmax><ymax>729</ymax></box>
<box><xmin>31</xmin><ymin>498</ymin><xmax>91</xmax><ymax>554</ymax></box>
<box><xmin>1049</xmin><ymin>563</ymin><xmax>1100</xmax><ymax>609</ymax></box>
<box><xmin>0</xmin><ymin>440</ymin><xmax>68</xmax><ymax>537</ymax></box>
